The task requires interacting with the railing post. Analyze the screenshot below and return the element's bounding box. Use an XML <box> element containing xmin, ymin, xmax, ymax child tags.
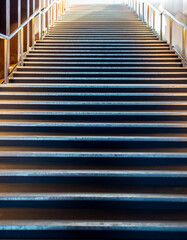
<box><xmin>39</xmin><ymin>0</ymin><xmax>41</xmax><ymax>39</ymax></box>
<box><xmin>160</xmin><ymin>13</ymin><xmax>162</xmax><ymax>40</ymax></box>
<box><xmin>41</xmin><ymin>12</ymin><xmax>43</xmax><ymax>40</ymax></box>
<box><xmin>32</xmin><ymin>0</ymin><xmax>35</xmax><ymax>48</ymax></box>
<box><xmin>139</xmin><ymin>1</ymin><xmax>140</xmax><ymax>19</ymax></box>
<box><xmin>27</xmin><ymin>0</ymin><xmax>30</xmax><ymax>51</ymax></box>
<box><xmin>47</xmin><ymin>10</ymin><xmax>49</xmax><ymax>34</ymax></box>
<box><xmin>4</xmin><ymin>39</ymin><xmax>9</xmax><ymax>84</ymax></box>
<box><xmin>142</xmin><ymin>2</ymin><xmax>144</xmax><ymax>22</ymax></box>
<box><xmin>182</xmin><ymin>28</ymin><xmax>186</xmax><ymax>67</ymax></box>
<box><xmin>18</xmin><ymin>0</ymin><xmax>21</xmax><ymax>63</ymax></box>
<box><xmin>5</xmin><ymin>0</ymin><xmax>10</xmax><ymax>84</ymax></box>
<box><xmin>147</xmin><ymin>4</ymin><xmax>149</xmax><ymax>25</ymax></box>
<box><xmin>51</xmin><ymin>0</ymin><xmax>53</xmax><ymax>25</ymax></box>
<box><xmin>43</xmin><ymin>0</ymin><xmax>46</xmax><ymax>33</ymax></box>
<box><xmin>20</xmin><ymin>28</ymin><xmax>24</xmax><ymax>66</ymax></box>
<box><xmin>170</xmin><ymin>17</ymin><xmax>173</xmax><ymax>49</ymax></box>
<box><xmin>52</xmin><ymin>5</ymin><xmax>55</xmax><ymax>26</ymax></box>
<box><xmin>56</xmin><ymin>2</ymin><xmax>59</xmax><ymax>21</ymax></box>
<box><xmin>153</xmin><ymin>10</ymin><xmax>155</xmax><ymax>31</ymax></box>
<box><xmin>32</xmin><ymin>17</ymin><xmax>35</xmax><ymax>48</ymax></box>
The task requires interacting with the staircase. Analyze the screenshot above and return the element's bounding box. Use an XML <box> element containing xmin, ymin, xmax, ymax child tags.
<box><xmin>0</xmin><ymin>3</ymin><xmax>187</xmax><ymax>239</ymax></box>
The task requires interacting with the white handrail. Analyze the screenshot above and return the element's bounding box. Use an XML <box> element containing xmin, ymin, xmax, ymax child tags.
<box><xmin>128</xmin><ymin>0</ymin><xmax>187</xmax><ymax>66</ymax></box>
<box><xmin>1</xmin><ymin>0</ymin><xmax>69</xmax><ymax>84</ymax></box>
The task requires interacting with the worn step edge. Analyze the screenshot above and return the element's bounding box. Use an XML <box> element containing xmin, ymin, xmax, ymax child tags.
<box><xmin>1</xmin><ymin>92</ymin><xmax>187</xmax><ymax>96</ymax></box>
<box><xmin>17</xmin><ymin>67</ymin><xmax>183</xmax><ymax>70</ymax></box>
<box><xmin>24</xmin><ymin>62</ymin><xmax>181</xmax><ymax>66</ymax></box>
<box><xmin>0</xmin><ymin>110</ymin><xmax>186</xmax><ymax>116</ymax></box>
<box><xmin>7</xmin><ymin>78</ymin><xmax>187</xmax><ymax>83</ymax></box>
<box><xmin>2</xmin><ymin>136</ymin><xmax>187</xmax><ymax>141</ymax></box>
<box><xmin>0</xmin><ymin>193</ymin><xmax>185</xmax><ymax>202</ymax></box>
<box><xmin>0</xmin><ymin>169</ymin><xmax>186</xmax><ymax>177</ymax></box>
<box><xmin>2</xmin><ymin>84</ymin><xmax>187</xmax><ymax>88</ymax></box>
<box><xmin>0</xmin><ymin>136</ymin><xmax>187</xmax><ymax>142</ymax></box>
<box><xmin>0</xmin><ymin>151</ymin><xmax>187</xmax><ymax>158</ymax></box>
<box><xmin>2</xmin><ymin>101</ymin><xmax>187</xmax><ymax>106</ymax></box>
<box><xmin>13</xmin><ymin>72</ymin><xmax>187</xmax><ymax>76</ymax></box>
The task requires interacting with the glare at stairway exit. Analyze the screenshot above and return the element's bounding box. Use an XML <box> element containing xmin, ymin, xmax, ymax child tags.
<box><xmin>70</xmin><ymin>0</ymin><xmax>126</xmax><ymax>4</ymax></box>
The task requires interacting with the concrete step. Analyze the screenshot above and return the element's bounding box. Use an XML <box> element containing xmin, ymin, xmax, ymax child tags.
<box><xmin>0</xmin><ymin>192</ymin><xmax>186</xmax><ymax>202</ymax></box>
<box><xmin>29</xmin><ymin>49</ymin><xmax>175</xmax><ymax>54</ymax></box>
<box><xmin>3</xmin><ymin>91</ymin><xmax>187</xmax><ymax>100</ymax></box>
<box><xmin>16</xmin><ymin>66</ymin><xmax>186</xmax><ymax>72</ymax></box>
<box><xmin>0</xmin><ymin>220</ymin><xmax>186</xmax><ymax>232</ymax></box>
<box><xmin>10</xmin><ymin>77</ymin><xmax>187</xmax><ymax>84</ymax></box>
<box><xmin>3</xmin><ymin>83</ymin><xmax>187</xmax><ymax>93</ymax></box>
<box><xmin>23</xmin><ymin>62</ymin><xmax>182</xmax><ymax>68</ymax></box>
<box><xmin>13</xmin><ymin>71</ymin><xmax>187</xmax><ymax>78</ymax></box>
<box><xmin>24</xmin><ymin>57</ymin><xmax>182</xmax><ymax>62</ymax></box>
<box><xmin>34</xmin><ymin>46</ymin><xmax>170</xmax><ymax>50</ymax></box>
<box><xmin>26</xmin><ymin>53</ymin><xmax>179</xmax><ymax>58</ymax></box>
<box><xmin>37</xmin><ymin>39</ymin><xmax>166</xmax><ymax>43</ymax></box>
<box><xmin>3</xmin><ymin>135</ymin><xmax>187</xmax><ymax>142</ymax></box>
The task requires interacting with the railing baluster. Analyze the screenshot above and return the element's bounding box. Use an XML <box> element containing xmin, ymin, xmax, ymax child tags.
<box><xmin>160</xmin><ymin>13</ymin><xmax>162</xmax><ymax>40</ymax></box>
<box><xmin>170</xmin><ymin>17</ymin><xmax>173</xmax><ymax>49</ymax></box>
<box><xmin>47</xmin><ymin>10</ymin><xmax>49</xmax><ymax>34</ymax></box>
<box><xmin>153</xmin><ymin>10</ymin><xmax>155</xmax><ymax>32</ymax></box>
<box><xmin>20</xmin><ymin>28</ymin><xmax>24</xmax><ymax>66</ymax></box>
<box><xmin>5</xmin><ymin>0</ymin><xmax>10</xmax><ymax>83</ymax></box>
<box><xmin>142</xmin><ymin>2</ymin><xmax>144</xmax><ymax>22</ymax></box>
<box><xmin>27</xmin><ymin>0</ymin><xmax>30</xmax><ymax>51</ymax></box>
<box><xmin>39</xmin><ymin>0</ymin><xmax>41</xmax><ymax>39</ymax></box>
<box><xmin>32</xmin><ymin>17</ymin><xmax>35</xmax><ymax>48</ymax></box>
<box><xmin>4</xmin><ymin>39</ymin><xmax>9</xmax><ymax>84</ymax></box>
<box><xmin>52</xmin><ymin>5</ymin><xmax>55</xmax><ymax>26</ymax></box>
<box><xmin>32</xmin><ymin>0</ymin><xmax>35</xmax><ymax>48</ymax></box>
<box><xmin>56</xmin><ymin>2</ymin><xmax>58</xmax><ymax>21</ymax></box>
<box><xmin>182</xmin><ymin>27</ymin><xmax>186</xmax><ymax>67</ymax></box>
<box><xmin>41</xmin><ymin>12</ymin><xmax>43</xmax><ymax>40</ymax></box>
<box><xmin>138</xmin><ymin>1</ymin><xmax>140</xmax><ymax>19</ymax></box>
<box><xmin>51</xmin><ymin>0</ymin><xmax>53</xmax><ymax>26</ymax></box>
<box><xmin>147</xmin><ymin>4</ymin><xmax>149</xmax><ymax>25</ymax></box>
<box><xmin>18</xmin><ymin>0</ymin><xmax>21</xmax><ymax>63</ymax></box>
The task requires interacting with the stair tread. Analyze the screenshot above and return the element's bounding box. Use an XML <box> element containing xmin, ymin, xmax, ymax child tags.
<box><xmin>0</xmin><ymin>192</ymin><xmax>186</xmax><ymax>201</ymax></box>
<box><xmin>1</xmin><ymin>135</ymin><xmax>187</xmax><ymax>141</ymax></box>
<box><xmin>24</xmin><ymin>62</ymin><xmax>181</xmax><ymax>65</ymax></box>
<box><xmin>1</xmin><ymin>92</ymin><xmax>187</xmax><ymax>96</ymax></box>
<box><xmin>17</xmin><ymin>66</ymin><xmax>184</xmax><ymax>69</ymax></box>
<box><xmin>0</xmin><ymin>151</ymin><xmax>187</xmax><ymax>157</ymax></box>
<box><xmin>3</xmin><ymin>83</ymin><xmax>187</xmax><ymax>88</ymax></box>
<box><xmin>0</xmin><ymin>169</ymin><xmax>186</xmax><ymax>176</ymax></box>
<box><xmin>0</xmin><ymin>110</ymin><xmax>187</xmax><ymax>115</ymax></box>
<box><xmin>0</xmin><ymin>220</ymin><xmax>186</xmax><ymax>231</ymax></box>
<box><xmin>2</xmin><ymin>100</ymin><xmax>187</xmax><ymax>105</ymax></box>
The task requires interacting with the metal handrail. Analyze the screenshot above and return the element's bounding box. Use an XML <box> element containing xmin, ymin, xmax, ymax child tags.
<box><xmin>0</xmin><ymin>10</ymin><xmax>41</xmax><ymax>40</ymax></box>
<box><xmin>128</xmin><ymin>0</ymin><xmax>187</xmax><ymax>66</ymax></box>
<box><xmin>1</xmin><ymin>0</ymin><xmax>69</xmax><ymax>84</ymax></box>
<box><xmin>163</xmin><ymin>9</ymin><xmax>187</xmax><ymax>30</ymax></box>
